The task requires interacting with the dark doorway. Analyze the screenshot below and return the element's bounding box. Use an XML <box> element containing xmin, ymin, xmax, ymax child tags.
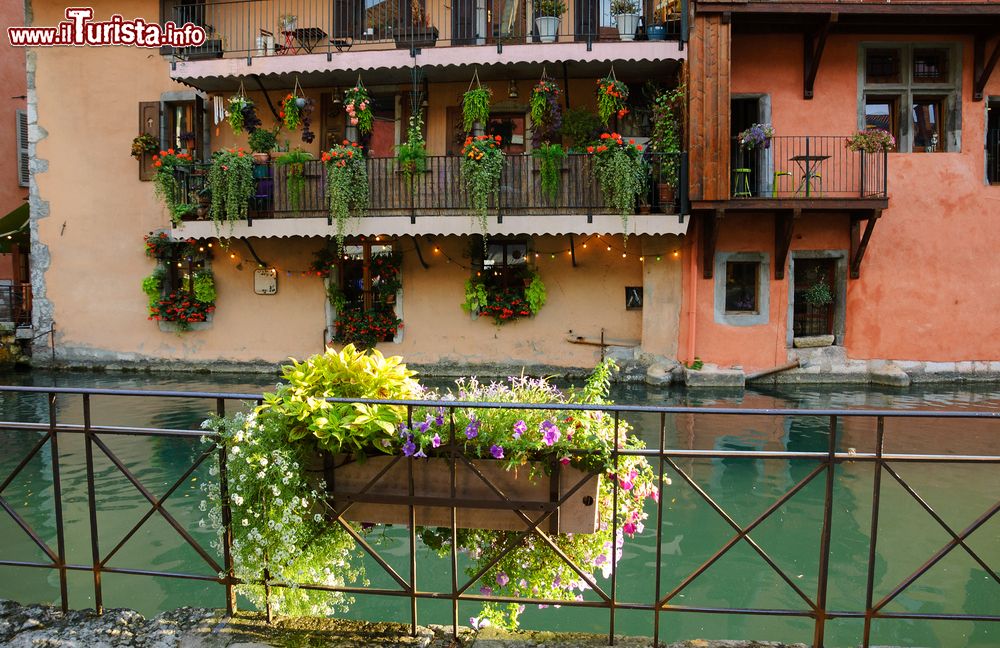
<box><xmin>731</xmin><ymin>97</ymin><xmax>763</xmax><ymax>197</ymax></box>
<box><xmin>793</xmin><ymin>258</ymin><xmax>836</xmax><ymax>337</ymax></box>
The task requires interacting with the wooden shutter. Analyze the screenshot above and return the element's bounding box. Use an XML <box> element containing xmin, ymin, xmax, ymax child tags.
<box><xmin>139</xmin><ymin>101</ymin><xmax>161</xmax><ymax>181</ymax></box>
<box><xmin>16</xmin><ymin>110</ymin><xmax>28</xmax><ymax>188</ymax></box>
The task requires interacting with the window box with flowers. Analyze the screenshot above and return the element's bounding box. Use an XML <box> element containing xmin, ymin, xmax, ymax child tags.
<box><xmin>314</xmin><ymin>243</ymin><xmax>401</xmax><ymax>348</ymax></box>
<box><xmin>142</xmin><ymin>232</ymin><xmax>216</xmax><ymax>332</ymax></box>
<box><xmin>201</xmin><ymin>346</ymin><xmax>659</xmax><ymax>629</ymax></box>
<box><xmin>463</xmin><ymin>239</ymin><xmax>547</xmax><ymax>324</ymax></box>
<box><xmin>588</xmin><ymin>132</ymin><xmax>647</xmax><ymax>238</ymax></box>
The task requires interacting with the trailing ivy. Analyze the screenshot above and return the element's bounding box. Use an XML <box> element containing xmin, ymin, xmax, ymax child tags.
<box><xmin>276</xmin><ymin>149</ymin><xmax>313</xmax><ymax>212</ymax></box>
<box><xmin>151</xmin><ymin>150</ymin><xmax>194</xmax><ymax>225</ymax></box>
<box><xmin>589</xmin><ymin>132</ymin><xmax>647</xmax><ymax>240</ymax></box>
<box><xmin>532</xmin><ymin>143</ymin><xmax>565</xmax><ymax>204</ymax></box>
<box><xmin>460</xmin><ymin>135</ymin><xmax>505</xmax><ymax>239</ymax></box>
<box><xmin>396</xmin><ymin>113</ymin><xmax>427</xmax><ymax>192</ymax></box>
<box><xmin>322</xmin><ymin>142</ymin><xmax>369</xmax><ymax>251</ymax></box>
<box><xmin>208</xmin><ymin>148</ymin><xmax>255</xmax><ymax>228</ymax></box>
<box><xmin>462</xmin><ymin>86</ymin><xmax>492</xmax><ymax>132</ymax></box>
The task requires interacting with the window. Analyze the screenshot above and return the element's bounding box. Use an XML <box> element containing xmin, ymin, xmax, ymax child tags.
<box><xmin>861</xmin><ymin>43</ymin><xmax>960</xmax><ymax>153</ymax></box>
<box><xmin>333</xmin><ymin>243</ymin><xmax>401</xmax><ymax>347</ymax></box>
<box><xmin>725</xmin><ymin>261</ymin><xmax>759</xmax><ymax>313</ymax></box>
<box><xmin>16</xmin><ymin>110</ymin><xmax>28</xmax><ymax>188</ymax></box>
<box><xmin>483</xmin><ymin>239</ymin><xmax>528</xmax><ymax>284</ymax></box>
<box><xmin>714</xmin><ymin>252</ymin><xmax>770</xmax><ymax>327</ymax></box>
<box><xmin>164</xmin><ymin>100</ymin><xmax>203</xmax><ymax>156</ymax></box>
<box><xmin>988</xmin><ymin>100</ymin><xmax>999</xmax><ymax>185</ymax></box>
<box><xmin>468</xmin><ymin>238</ymin><xmax>540</xmax><ymax>324</ymax></box>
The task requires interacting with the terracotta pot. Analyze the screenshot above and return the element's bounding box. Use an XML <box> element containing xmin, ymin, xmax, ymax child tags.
<box><xmin>252</xmin><ymin>152</ymin><xmax>270</xmax><ymax>164</ymax></box>
<box><xmin>658</xmin><ymin>182</ymin><xmax>676</xmax><ymax>214</ymax></box>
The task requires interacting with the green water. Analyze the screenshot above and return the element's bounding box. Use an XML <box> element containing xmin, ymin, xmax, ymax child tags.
<box><xmin>0</xmin><ymin>369</ymin><xmax>997</xmax><ymax>647</ymax></box>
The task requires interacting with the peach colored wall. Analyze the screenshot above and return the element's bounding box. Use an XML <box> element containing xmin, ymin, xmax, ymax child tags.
<box><xmin>680</xmin><ymin>32</ymin><xmax>1000</xmax><ymax>370</ymax></box>
<box><xmin>1</xmin><ymin>0</ymin><xmax>27</xmax><ymax>218</ymax></box>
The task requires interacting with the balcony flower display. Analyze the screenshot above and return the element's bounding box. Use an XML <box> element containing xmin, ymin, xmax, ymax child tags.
<box><xmin>588</xmin><ymin>132</ymin><xmax>646</xmax><ymax>238</ymax></box>
<box><xmin>460</xmin><ymin>135</ymin><xmax>505</xmax><ymax>238</ymax></box>
<box><xmin>208</xmin><ymin>147</ymin><xmax>255</xmax><ymax>228</ymax></box>
<box><xmin>737</xmin><ymin>123</ymin><xmax>774</xmax><ymax>150</ymax></box>
<box><xmin>596</xmin><ymin>73</ymin><xmax>629</xmax><ymax>125</ymax></box>
<box><xmin>148</xmin><ymin>290</ymin><xmax>215</xmax><ymax>329</ymax></box>
<box><xmin>463</xmin><ymin>267</ymin><xmax>547</xmax><ymax>324</ymax></box>
<box><xmin>151</xmin><ymin>149</ymin><xmax>194</xmax><ymax>224</ymax></box>
<box><xmin>846</xmin><ymin>128</ymin><xmax>896</xmax><ymax>153</ymax></box>
<box><xmin>131</xmin><ymin>133</ymin><xmax>159</xmax><ymax>159</ymax></box>
<box><xmin>200</xmin><ymin>347</ymin><xmax>659</xmax><ymax>629</ymax></box>
<box><xmin>322</xmin><ymin>141</ymin><xmax>369</xmax><ymax>251</ymax></box>
<box><xmin>344</xmin><ymin>82</ymin><xmax>373</xmax><ymax>135</ymax></box>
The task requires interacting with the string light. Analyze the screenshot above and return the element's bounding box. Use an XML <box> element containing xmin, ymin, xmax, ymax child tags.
<box><xmin>639</xmin><ymin>256</ymin><xmax>644</xmax><ymax>262</ymax></box>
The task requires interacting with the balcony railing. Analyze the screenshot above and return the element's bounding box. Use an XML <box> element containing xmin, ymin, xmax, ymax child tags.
<box><xmin>172</xmin><ymin>0</ymin><xmax>685</xmax><ymax>59</ymax></box>
<box><xmin>730</xmin><ymin>135</ymin><xmax>888</xmax><ymax>201</ymax></box>
<box><xmin>0</xmin><ymin>283</ymin><xmax>31</xmax><ymax>326</ymax></box>
<box><xmin>173</xmin><ymin>152</ymin><xmax>687</xmax><ymax>223</ymax></box>
<box><xmin>988</xmin><ymin>128</ymin><xmax>999</xmax><ymax>186</ymax></box>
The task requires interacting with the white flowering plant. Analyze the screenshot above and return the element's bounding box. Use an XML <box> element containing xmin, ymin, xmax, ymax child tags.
<box><xmin>200</xmin><ymin>346</ymin><xmax>660</xmax><ymax>630</ymax></box>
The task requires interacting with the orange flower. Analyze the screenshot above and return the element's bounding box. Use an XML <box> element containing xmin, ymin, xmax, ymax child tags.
<box><xmin>629</xmin><ymin>139</ymin><xmax>635</xmax><ymax>144</ymax></box>
<box><xmin>152</xmin><ymin>155</ymin><xmax>159</xmax><ymax>161</ymax></box>
<box><xmin>343</xmin><ymin>139</ymin><xmax>349</xmax><ymax>145</ymax></box>
<box><xmin>153</xmin><ymin>161</ymin><xmax>162</xmax><ymax>167</ymax></box>
<box><xmin>597</xmin><ymin>145</ymin><xmax>607</xmax><ymax>152</ymax></box>
<box><xmin>600</xmin><ymin>133</ymin><xmax>610</xmax><ymax>140</ymax></box>
<box><xmin>636</xmin><ymin>145</ymin><xmax>643</xmax><ymax>151</ymax></box>
<box><xmin>167</xmin><ymin>148</ymin><xmax>174</xmax><ymax>154</ymax></box>
<box><xmin>586</xmin><ymin>146</ymin><xmax>595</xmax><ymax>153</ymax></box>
<box><xmin>495</xmin><ymin>135</ymin><xmax>502</xmax><ymax>142</ymax></box>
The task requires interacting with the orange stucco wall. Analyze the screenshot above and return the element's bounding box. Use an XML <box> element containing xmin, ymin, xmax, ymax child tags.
<box><xmin>679</xmin><ymin>32</ymin><xmax>1000</xmax><ymax>371</ymax></box>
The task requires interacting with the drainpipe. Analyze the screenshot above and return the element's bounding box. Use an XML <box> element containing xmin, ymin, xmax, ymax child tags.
<box><xmin>686</xmin><ymin>226</ymin><xmax>697</xmax><ymax>364</ymax></box>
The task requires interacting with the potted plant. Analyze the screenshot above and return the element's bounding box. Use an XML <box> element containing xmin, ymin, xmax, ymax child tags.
<box><xmin>151</xmin><ymin>148</ymin><xmax>195</xmax><ymax>224</ymax></box>
<box><xmin>394</xmin><ymin>0</ymin><xmax>439</xmax><ymax>48</ymax></box>
<box><xmin>846</xmin><ymin>128</ymin><xmax>895</xmax><ymax>154</ymax></box>
<box><xmin>248</xmin><ymin>128</ymin><xmax>278</xmax><ymax>164</ymax></box>
<box><xmin>279</xmin><ymin>14</ymin><xmax>297</xmax><ymax>32</ymax></box>
<box><xmin>344</xmin><ymin>82</ymin><xmax>374</xmax><ymax>135</ymax></box>
<box><xmin>461</xmin><ymin>135</ymin><xmax>505</xmax><ymax>238</ymax></box>
<box><xmin>275</xmin><ymin>149</ymin><xmax>313</xmax><ymax>212</ymax></box>
<box><xmin>462</xmin><ymin>82</ymin><xmax>493</xmax><ymax>133</ymax></box>
<box><xmin>227</xmin><ymin>94</ymin><xmax>261</xmax><ymax>135</ymax></box>
<box><xmin>649</xmin><ymin>84</ymin><xmax>684</xmax><ymax>213</ymax></box>
<box><xmin>321</xmin><ymin>141</ymin><xmax>369</xmax><ymax>251</ymax></box>
<box><xmin>588</xmin><ymin>132</ymin><xmax>646</xmax><ymax>239</ymax></box>
<box><xmin>281</xmin><ymin>93</ymin><xmax>305</xmax><ymax>131</ymax></box>
<box><xmin>131</xmin><ymin>133</ymin><xmax>159</xmax><ymax>160</ymax></box>
<box><xmin>596</xmin><ymin>73</ymin><xmax>629</xmax><ymax>126</ymax></box>
<box><xmin>201</xmin><ymin>348</ymin><xmax>657</xmax><ymax>627</ymax></box>
<box><xmin>208</xmin><ymin>147</ymin><xmax>256</xmax><ymax>228</ymax></box>
<box><xmin>529</xmin><ymin>77</ymin><xmax>563</xmax><ymax>144</ymax></box>
<box><xmin>737</xmin><ymin>123</ymin><xmax>775</xmax><ymax>150</ymax></box>
<box><xmin>611</xmin><ymin>0</ymin><xmax>640</xmax><ymax>41</ymax></box>
<box><xmin>534</xmin><ymin>0</ymin><xmax>565</xmax><ymax>43</ymax></box>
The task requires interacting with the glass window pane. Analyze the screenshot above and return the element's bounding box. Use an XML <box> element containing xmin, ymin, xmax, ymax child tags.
<box><xmin>912</xmin><ymin>98</ymin><xmax>943</xmax><ymax>152</ymax></box>
<box><xmin>866</xmin><ymin>48</ymin><xmax>901</xmax><ymax>84</ymax></box>
<box><xmin>865</xmin><ymin>97</ymin><xmax>899</xmax><ymax>141</ymax></box>
<box><xmin>725</xmin><ymin>261</ymin><xmax>759</xmax><ymax>313</ymax></box>
<box><xmin>913</xmin><ymin>49</ymin><xmax>949</xmax><ymax>84</ymax></box>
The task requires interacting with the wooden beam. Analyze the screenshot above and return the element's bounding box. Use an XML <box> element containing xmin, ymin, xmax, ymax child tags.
<box><xmin>702</xmin><ymin>210</ymin><xmax>722</xmax><ymax>279</ymax></box>
<box><xmin>803</xmin><ymin>14</ymin><xmax>835</xmax><ymax>100</ymax></box>
<box><xmin>850</xmin><ymin>210</ymin><xmax>880</xmax><ymax>279</ymax></box>
<box><xmin>774</xmin><ymin>209</ymin><xmax>796</xmax><ymax>280</ymax></box>
<box><xmin>974</xmin><ymin>34</ymin><xmax>1000</xmax><ymax>102</ymax></box>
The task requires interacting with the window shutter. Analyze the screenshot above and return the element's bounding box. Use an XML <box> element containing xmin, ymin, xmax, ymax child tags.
<box><xmin>16</xmin><ymin>110</ymin><xmax>28</xmax><ymax>188</ymax></box>
<box><xmin>138</xmin><ymin>101</ymin><xmax>162</xmax><ymax>181</ymax></box>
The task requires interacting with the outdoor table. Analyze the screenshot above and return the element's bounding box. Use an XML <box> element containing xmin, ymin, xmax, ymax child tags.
<box><xmin>279</xmin><ymin>27</ymin><xmax>328</xmax><ymax>54</ymax></box>
<box><xmin>789</xmin><ymin>154</ymin><xmax>830</xmax><ymax>197</ymax></box>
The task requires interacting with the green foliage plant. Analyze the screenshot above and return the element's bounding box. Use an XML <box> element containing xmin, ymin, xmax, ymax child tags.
<box><xmin>534</xmin><ymin>0</ymin><xmax>566</xmax><ymax>16</ymax></box>
<box><xmin>276</xmin><ymin>149</ymin><xmax>314</xmax><ymax>212</ymax></box>
<box><xmin>344</xmin><ymin>82</ymin><xmax>374</xmax><ymax>135</ymax></box>
<box><xmin>131</xmin><ymin>133</ymin><xmax>159</xmax><ymax>159</ymax></box>
<box><xmin>461</xmin><ymin>279</ymin><xmax>490</xmax><ymax>314</ymax></box>
<box><xmin>589</xmin><ymin>132</ymin><xmax>647</xmax><ymax>239</ymax></box>
<box><xmin>649</xmin><ymin>84</ymin><xmax>685</xmax><ymax>186</ymax></box>
<box><xmin>248</xmin><ymin>128</ymin><xmax>278</xmax><ymax>154</ymax></box>
<box><xmin>525</xmin><ymin>272</ymin><xmax>547</xmax><ymax>314</ymax></box>
<box><xmin>802</xmin><ymin>279</ymin><xmax>834</xmax><ymax>307</ymax></box>
<box><xmin>322</xmin><ymin>142</ymin><xmax>370</xmax><ymax>251</ymax></box>
<box><xmin>533</xmin><ymin>143</ymin><xmax>565</xmax><ymax>204</ymax></box>
<box><xmin>193</xmin><ymin>270</ymin><xmax>217</xmax><ymax>303</ymax></box>
<box><xmin>141</xmin><ymin>269</ymin><xmax>163</xmax><ymax>308</ymax></box>
<box><xmin>460</xmin><ymin>134</ymin><xmax>505</xmax><ymax>238</ymax></box>
<box><xmin>529</xmin><ymin>78</ymin><xmax>563</xmax><ymax>143</ymax></box>
<box><xmin>397</xmin><ymin>112</ymin><xmax>428</xmax><ymax>191</ymax></box>
<box><xmin>208</xmin><ymin>147</ymin><xmax>255</xmax><ymax>228</ymax></box>
<box><xmin>596</xmin><ymin>74</ymin><xmax>629</xmax><ymax>126</ymax></box>
<box><xmin>561</xmin><ymin>108</ymin><xmax>601</xmax><ymax>151</ymax></box>
<box><xmin>281</xmin><ymin>93</ymin><xmax>304</xmax><ymax>131</ymax></box>
<box><xmin>462</xmin><ymin>86</ymin><xmax>493</xmax><ymax>132</ymax></box>
<box><xmin>152</xmin><ymin>149</ymin><xmax>194</xmax><ymax>225</ymax></box>
<box><xmin>227</xmin><ymin>95</ymin><xmax>251</xmax><ymax>134</ymax></box>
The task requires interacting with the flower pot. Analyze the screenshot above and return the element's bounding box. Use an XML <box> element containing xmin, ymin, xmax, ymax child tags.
<box><xmin>535</xmin><ymin>16</ymin><xmax>560</xmax><ymax>43</ymax></box>
<box><xmin>252</xmin><ymin>152</ymin><xmax>270</xmax><ymax>164</ymax></box>
<box><xmin>647</xmin><ymin>23</ymin><xmax>666</xmax><ymax>41</ymax></box>
<box><xmin>393</xmin><ymin>25</ymin><xmax>439</xmax><ymax>49</ymax></box>
<box><xmin>295</xmin><ymin>97</ymin><xmax>307</xmax><ymax>108</ymax></box>
<box><xmin>314</xmin><ymin>454</ymin><xmax>600</xmax><ymax>533</ymax></box>
<box><xmin>615</xmin><ymin>13</ymin><xmax>640</xmax><ymax>41</ymax></box>
<box><xmin>657</xmin><ymin>182</ymin><xmax>676</xmax><ymax>214</ymax></box>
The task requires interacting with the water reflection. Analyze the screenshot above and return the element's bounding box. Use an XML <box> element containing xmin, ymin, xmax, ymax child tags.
<box><xmin>0</xmin><ymin>370</ymin><xmax>997</xmax><ymax>646</ymax></box>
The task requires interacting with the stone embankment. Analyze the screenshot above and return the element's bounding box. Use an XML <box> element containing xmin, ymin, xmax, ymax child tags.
<box><xmin>0</xmin><ymin>600</ymin><xmax>812</xmax><ymax>648</ymax></box>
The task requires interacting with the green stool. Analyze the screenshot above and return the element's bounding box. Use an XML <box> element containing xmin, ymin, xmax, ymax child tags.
<box><xmin>772</xmin><ymin>170</ymin><xmax>792</xmax><ymax>197</ymax></box>
<box><xmin>733</xmin><ymin>168</ymin><xmax>752</xmax><ymax>197</ymax></box>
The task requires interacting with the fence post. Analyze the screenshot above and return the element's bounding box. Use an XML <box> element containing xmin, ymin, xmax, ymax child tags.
<box><xmin>48</xmin><ymin>392</ymin><xmax>69</xmax><ymax>613</ymax></box>
<box><xmin>83</xmin><ymin>394</ymin><xmax>104</xmax><ymax>615</ymax></box>
<box><xmin>812</xmin><ymin>415</ymin><xmax>837</xmax><ymax>647</ymax></box>
<box><xmin>216</xmin><ymin>397</ymin><xmax>236</xmax><ymax>616</ymax></box>
<box><xmin>862</xmin><ymin>417</ymin><xmax>885</xmax><ymax>647</ymax></box>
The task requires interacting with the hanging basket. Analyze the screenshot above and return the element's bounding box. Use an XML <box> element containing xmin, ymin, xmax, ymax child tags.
<box><xmin>311</xmin><ymin>453</ymin><xmax>600</xmax><ymax>533</ymax></box>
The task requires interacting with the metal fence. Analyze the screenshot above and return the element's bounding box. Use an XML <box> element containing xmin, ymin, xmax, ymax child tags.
<box><xmin>173</xmin><ymin>152</ymin><xmax>687</xmax><ymax>223</ymax></box>
<box><xmin>0</xmin><ymin>283</ymin><xmax>31</xmax><ymax>326</ymax></box>
<box><xmin>0</xmin><ymin>385</ymin><xmax>998</xmax><ymax>646</ymax></box>
<box><xmin>172</xmin><ymin>0</ymin><xmax>686</xmax><ymax>60</ymax></box>
<box><xmin>730</xmin><ymin>136</ymin><xmax>888</xmax><ymax>200</ymax></box>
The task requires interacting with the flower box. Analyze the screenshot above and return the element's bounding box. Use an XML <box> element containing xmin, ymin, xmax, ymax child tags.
<box><xmin>320</xmin><ymin>454</ymin><xmax>600</xmax><ymax>533</ymax></box>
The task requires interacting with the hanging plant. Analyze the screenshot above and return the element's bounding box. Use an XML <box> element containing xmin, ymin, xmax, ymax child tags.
<box><xmin>532</xmin><ymin>143</ymin><xmax>566</xmax><ymax>204</ymax></box>
<box><xmin>462</xmin><ymin>81</ymin><xmax>492</xmax><ymax>132</ymax></box>
<box><xmin>276</xmin><ymin>149</ymin><xmax>313</xmax><ymax>212</ymax></box>
<box><xmin>596</xmin><ymin>73</ymin><xmax>629</xmax><ymax>126</ymax></box>
<box><xmin>131</xmin><ymin>134</ymin><xmax>159</xmax><ymax>159</ymax></box>
<box><xmin>321</xmin><ymin>141</ymin><xmax>369</xmax><ymax>251</ymax></box>
<box><xmin>344</xmin><ymin>82</ymin><xmax>374</xmax><ymax>135</ymax></box>
<box><xmin>208</xmin><ymin>147</ymin><xmax>255</xmax><ymax>227</ymax></box>
<box><xmin>588</xmin><ymin>132</ymin><xmax>646</xmax><ymax>239</ymax></box>
<box><xmin>151</xmin><ymin>149</ymin><xmax>195</xmax><ymax>224</ymax></box>
<box><xmin>529</xmin><ymin>77</ymin><xmax>563</xmax><ymax>144</ymax></box>
<box><xmin>397</xmin><ymin>112</ymin><xmax>427</xmax><ymax>191</ymax></box>
<box><xmin>460</xmin><ymin>135</ymin><xmax>505</xmax><ymax>238</ymax></box>
<box><xmin>227</xmin><ymin>87</ymin><xmax>261</xmax><ymax>135</ymax></box>
<box><xmin>300</xmin><ymin>98</ymin><xmax>316</xmax><ymax>144</ymax></box>
<box><xmin>281</xmin><ymin>93</ymin><xmax>304</xmax><ymax>131</ymax></box>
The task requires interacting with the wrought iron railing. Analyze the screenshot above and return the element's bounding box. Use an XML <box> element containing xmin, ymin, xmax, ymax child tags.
<box><xmin>173</xmin><ymin>152</ymin><xmax>687</xmax><ymax>223</ymax></box>
<box><xmin>730</xmin><ymin>135</ymin><xmax>888</xmax><ymax>200</ymax></box>
<box><xmin>0</xmin><ymin>283</ymin><xmax>31</xmax><ymax>326</ymax></box>
<box><xmin>0</xmin><ymin>385</ymin><xmax>997</xmax><ymax>647</ymax></box>
<box><xmin>988</xmin><ymin>128</ymin><xmax>999</xmax><ymax>185</ymax></box>
<box><xmin>171</xmin><ymin>0</ymin><xmax>686</xmax><ymax>60</ymax></box>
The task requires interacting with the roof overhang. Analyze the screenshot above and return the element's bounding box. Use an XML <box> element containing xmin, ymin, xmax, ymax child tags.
<box><xmin>170</xmin><ymin>214</ymin><xmax>690</xmax><ymax>240</ymax></box>
<box><xmin>170</xmin><ymin>41</ymin><xmax>686</xmax><ymax>93</ymax></box>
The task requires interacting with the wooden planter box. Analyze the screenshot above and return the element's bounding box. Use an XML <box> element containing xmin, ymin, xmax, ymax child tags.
<box><xmin>321</xmin><ymin>455</ymin><xmax>600</xmax><ymax>534</ymax></box>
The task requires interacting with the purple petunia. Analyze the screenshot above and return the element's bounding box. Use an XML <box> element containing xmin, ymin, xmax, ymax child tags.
<box><xmin>402</xmin><ymin>438</ymin><xmax>417</xmax><ymax>457</ymax></box>
<box><xmin>540</xmin><ymin>420</ymin><xmax>561</xmax><ymax>446</ymax></box>
<box><xmin>496</xmin><ymin>572</ymin><xmax>510</xmax><ymax>587</ymax></box>
<box><xmin>465</xmin><ymin>416</ymin><xmax>480</xmax><ymax>439</ymax></box>
<box><xmin>480</xmin><ymin>585</ymin><xmax>493</xmax><ymax>596</ymax></box>
<box><xmin>490</xmin><ymin>444</ymin><xmax>504</xmax><ymax>459</ymax></box>
<box><xmin>431</xmin><ymin>433</ymin><xmax>441</xmax><ymax>448</ymax></box>
<box><xmin>512</xmin><ymin>420</ymin><xmax>527</xmax><ymax>439</ymax></box>
<box><xmin>435</xmin><ymin>407</ymin><xmax>445</xmax><ymax>426</ymax></box>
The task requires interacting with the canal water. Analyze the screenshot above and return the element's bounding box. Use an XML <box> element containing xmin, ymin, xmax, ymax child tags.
<box><xmin>0</xmin><ymin>369</ymin><xmax>997</xmax><ymax>647</ymax></box>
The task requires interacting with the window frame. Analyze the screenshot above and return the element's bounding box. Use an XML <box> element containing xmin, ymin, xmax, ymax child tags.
<box><xmin>334</xmin><ymin>241</ymin><xmax>402</xmax><ymax>344</ymax></box>
<box><xmin>859</xmin><ymin>42</ymin><xmax>962</xmax><ymax>154</ymax></box>
<box><xmin>713</xmin><ymin>252</ymin><xmax>770</xmax><ymax>327</ymax></box>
